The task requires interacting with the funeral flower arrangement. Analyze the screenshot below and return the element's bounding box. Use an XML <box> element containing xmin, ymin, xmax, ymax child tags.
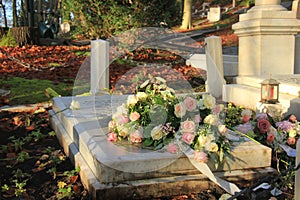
<box><xmin>107</xmin><ymin>76</ymin><xmax>235</xmax><ymax>168</ymax></box>
<box><xmin>233</xmin><ymin>107</ymin><xmax>300</xmax><ymax>154</ymax></box>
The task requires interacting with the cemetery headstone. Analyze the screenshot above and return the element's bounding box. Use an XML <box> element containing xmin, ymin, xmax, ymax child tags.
<box><xmin>207</xmin><ymin>7</ymin><xmax>221</xmax><ymax>22</ymax></box>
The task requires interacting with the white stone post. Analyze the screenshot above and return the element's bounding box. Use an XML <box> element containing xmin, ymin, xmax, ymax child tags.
<box><xmin>296</xmin><ymin>138</ymin><xmax>300</xmax><ymax>200</ymax></box>
<box><xmin>90</xmin><ymin>40</ymin><xmax>109</xmax><ymax>94</ymax></box>
<box><xmin>295</xmin><ymin>35</ymin><xmax>300</xmax><ymax>74</ymax></box>
<box><xmin>205</xmin><ymin>36</ymin><xmax>226</xmax><ymax>98</ymax></box>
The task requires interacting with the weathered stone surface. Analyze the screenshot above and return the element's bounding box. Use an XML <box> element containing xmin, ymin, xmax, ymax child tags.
<box><xmin>51</xmin><ymin>96</ymin><xmax>273</xmax><ymax>184</ymax></box>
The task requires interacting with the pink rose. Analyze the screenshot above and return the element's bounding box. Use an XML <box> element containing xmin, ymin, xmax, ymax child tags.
<box><xmin>212</xmin><ymin>104</ymin><xmax>224</xmax><ymax>115</ymax></box>
<box><xmin>181</xmin><ymin>120</ymin><xmax>195</xmax><ymax>133</ymax></box>
<box><xmin>118</xmin><ymin>115</ymin><xmax>129</xmax><ymax>125</ymax></box>
<box><xmin>182</xmin><ymin>132</ymin><xmax>195</xmax><ymax>144</ymax></box>
<box><xmin>167</xmin><ymin>143</ymin><xmax>179</xmax><ymax>154</ymax></box>
<box><xmin>194</xmin><ymin>114</ymin><xmax>202</xmax><ymax>123</ymax></box>
<box><xmin>267</xmin><ymin>133</ymin><xmax>275</xmax><ymax>143</ymax></box>
<box><xmin>184</xmin><ymin>97</ymin><xmax>197</xmax><ymax>112</ymax></box>
<box><xmin>289</xmin><ymin>115</ymin><xmax>297</xmax><ymax>122</ymax></box>
<box><xmin>108</xmin><ymin>120</ymin><xmax>116</xmax><ymax>131</ymax></box>
<box><xmin>107</xmin><ymin>132</ymin><xmax>118</xmax><ymax>142</ymax></box>
<box><xmin>129</xmin><ymin>112</ymin><xmax>140</xmax><ymax>122</ymax></box>
<box><xmin>194</xmin><ymin>151</ymin><xmax>208</xmax><ymax>163</ymax></box>
<box><xmin>257</xmin><ymin>118</ymin><xmax>271</xmax><ymax>134</ymax></box>
<box><xmin>242</xmin><ymin>115</ymin><xmax>251</xmax><ymax>123</ymax></box>
<box><xmin>287</xmin><ymin>137</ymin><xmax>296</xmax><ymax>145</ymax></box>
<box><xmin>129</xmin><ymin>130</ymin><xmax>143</xmax><ymax>143</ymax></box>
<box><xmin>174</xmin><ymin>103</ymin><xmax>186</xmax><ymax>118</ymax></box>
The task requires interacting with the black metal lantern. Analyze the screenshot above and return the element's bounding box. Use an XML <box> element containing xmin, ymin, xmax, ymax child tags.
<box><xmin>260</xmin><ymin>78</ymin><xmax>280</xmax><ymax>104</ymax></box>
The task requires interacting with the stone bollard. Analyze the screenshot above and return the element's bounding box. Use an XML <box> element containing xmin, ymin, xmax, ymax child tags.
<box><xmin>205</xmin><ymin>36</ymin><xmax>226</xmax><ymax>99</ymax></box>
<box><xmin>296</xmin><ymin>138</ymin><xmax>300</xmax><ymax>200</ymax></box>
<box><xmin>90</xmin><ymin>39</ymin><xmax>109</xmax><ymax>95</ymax></box>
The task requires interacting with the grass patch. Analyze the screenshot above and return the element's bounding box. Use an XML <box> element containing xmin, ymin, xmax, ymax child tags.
<box><xmin>0</xmin><ymin>77</ymin><xmax>73</xmax><ymax>105</ymax></box>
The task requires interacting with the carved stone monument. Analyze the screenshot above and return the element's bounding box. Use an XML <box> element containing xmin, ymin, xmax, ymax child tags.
<box><xmin>233</xmin><ymin>0</ymin><xmax>300</xmax><ymax>76</ymax></box>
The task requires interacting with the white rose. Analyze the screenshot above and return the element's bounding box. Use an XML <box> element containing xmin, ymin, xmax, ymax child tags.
<box><xmin>174</xmin><ymin>102</ymin><xmax>186</xmax><ymax>118</ymax></box>
<box><xmin>127</xmin><ymin>95</ymin><xmax>138</xmax><ymax>106</ymax></box>
<box><xmin>203</xmin><ymin>94</ymin><xmax>216</xmax><ymax>109</ymax></box>
<box><xmin>118</xmin><ymin>125</ymin><xmax>130</xmax><ymax>138</ymax></box>
<box><xmin>218</xmin><ymin>124</ymin><xmax>227</xmax><ymax>135</ymax></box>
<box><xmin>204</xmin><ymin>114</ymin><xmax>219</xmax><ymax>125</ymax></box>
<box><xmin>151</xmin><ymin>126</ymin><xmax>164</xmax><ymax>140</ymax></box>
<box><xmin>136</xmin><ymin>92</ymin><xmax>147</xmax><ymax>100</ymax></box>
<box><xmin>205</xmin><ymin>142</ymin><xmax>219</xmax><ymax>152</ymax></box>
<box><xmin>289</xmin><ymin>129</ymin><xmax>297</xmax><ymax>138</ymax></box>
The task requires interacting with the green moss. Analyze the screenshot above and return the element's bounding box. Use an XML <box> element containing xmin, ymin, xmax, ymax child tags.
<box><xmin>0</xmin><ymin>77</ymin><xmax>73</xmax><ymax>105</ymax></box>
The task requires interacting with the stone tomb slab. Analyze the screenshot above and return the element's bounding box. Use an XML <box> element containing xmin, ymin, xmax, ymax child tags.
<box><xmin>50</xmin><ymin>96</ymin><xmax>275</xmax><ymax>199</ymax></box>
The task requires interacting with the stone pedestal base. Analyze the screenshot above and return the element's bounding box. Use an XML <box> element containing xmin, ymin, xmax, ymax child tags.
<box><xmin>232</xmin><ymin>2</ymin><xmax>300</xmax><ymax>76</ymax></box>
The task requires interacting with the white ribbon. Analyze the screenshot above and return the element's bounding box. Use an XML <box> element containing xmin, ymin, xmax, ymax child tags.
<box><xmin>177</xmin><ymin>137</ymin><xmax>241</xmax><ymax>195</ymax></box>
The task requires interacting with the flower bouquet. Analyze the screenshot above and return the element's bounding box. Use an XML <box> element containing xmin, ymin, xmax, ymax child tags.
<box><xmin>107</xmin><ymin>76</ymin><xmax>238</xmax><ymax>169</ymax></box>
<box><xmin>233</xmin><ymin>108</ymin><xmax>299</xmax><ymax>153</ymax></box>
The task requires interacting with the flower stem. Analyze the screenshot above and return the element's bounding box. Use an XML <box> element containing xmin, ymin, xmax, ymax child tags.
<box><xmin>234</xmin><ymin>130</ymin><xmax>261</xmax><ymax>144</ymax></box>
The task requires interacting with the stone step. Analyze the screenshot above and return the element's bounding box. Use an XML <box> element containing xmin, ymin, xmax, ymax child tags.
<box><xmin>234</xmin><ymin>75</ymin><xmax>300</xmax><ymax>97</ymax></box>
<box><xmin>223</xmin><ymin>83</ymin><xmax>300</xmax><ymax>118</ymax></box>
<box><xmin>50</xmin><ymin>96</ymin><xmax>275</xmax><ymax>198</ymax></box>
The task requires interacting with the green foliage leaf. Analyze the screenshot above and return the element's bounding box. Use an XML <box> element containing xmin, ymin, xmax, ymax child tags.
<box><xmin>143</xmin><ymin>138</ymin><xmax>154</xmax><ymax>147</ymax></box>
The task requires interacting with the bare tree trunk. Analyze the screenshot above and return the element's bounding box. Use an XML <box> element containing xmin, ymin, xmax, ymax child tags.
<box><xmin>28</xmin><ymin>0</ymin><xmax>34</xmax><ymax>26</ymax></box>
<box><xmin>21</xmin><ymin>0</ymin><xmax>29</xmax><ymax>26</ymax></box>
<box><xmin>13</xmin><ymin>0</ymin><xmax>17</xmax><ymax>27</ymax></box>
<box><xmin>0</xmin><ymin>0</ymin><xmax>8</xmax><ymax>27</ymax></box>
<box><xmin>180</xmin><ymin>0</ymin><xmax>192</xmax><ymax>30</ymax></box>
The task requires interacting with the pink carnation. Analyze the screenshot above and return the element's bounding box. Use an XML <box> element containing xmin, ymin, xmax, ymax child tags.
<box><xmin>107</xmin><ymin>132</ymin><xmax>118</xmax><ymax>142</ymax></box>
<box><xmin>182</xmin><ymin>132</ymin><xmax>195</xmax><ymax>145</ymax></box>
<box><xmin>194</xmin><ymin>151</ymin><xmax>208</xmax><ymax>163</ymax></box>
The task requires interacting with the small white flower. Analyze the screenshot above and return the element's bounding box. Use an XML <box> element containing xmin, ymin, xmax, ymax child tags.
<box><xmin>70</xmin><ymin>100</ymin><xmax>80</xmax><ymax>110</ymax></box>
